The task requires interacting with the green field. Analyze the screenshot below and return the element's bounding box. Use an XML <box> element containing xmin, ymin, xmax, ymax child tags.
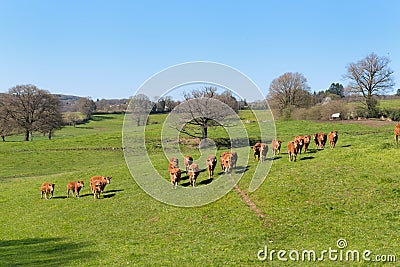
<box><xmin>0</xmin><ymin>113</ymin><xmax>399</xmax><ymax>266</ymax></box>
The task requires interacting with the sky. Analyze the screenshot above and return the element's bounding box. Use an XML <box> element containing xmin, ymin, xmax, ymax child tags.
<box><xmin>0</xmin><ymin>0</ymin><xmax>399</xmax><ymax>101</ymax></box>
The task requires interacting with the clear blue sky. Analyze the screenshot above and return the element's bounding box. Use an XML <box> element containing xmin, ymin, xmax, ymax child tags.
<box><xmin>1</xmin><ymin>0</ymin><xmax>399</xmax><ymax>100</ymax></box>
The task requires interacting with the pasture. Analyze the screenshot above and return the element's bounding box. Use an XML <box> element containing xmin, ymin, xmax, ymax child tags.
<box><xmin>0</xmin><ymin>113</ymin><xmax>399</xmax><ymax>266</ymax></box>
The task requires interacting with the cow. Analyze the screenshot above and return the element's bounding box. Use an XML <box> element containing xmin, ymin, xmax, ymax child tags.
<box><xmin>66</xmin><ymin>181</ymin><xmax>84</xmax><ymax>198</ymax></box>
<box><xmin>89</xmin><ymin>176</ymin><xmax>111</xmax><ymax>198</ymax></box>
<box><xmin>168</xmin><ymin>164</ymin><xmax>181</xmax><ymax>189</ymax></box>
<box><xmin>183</xmin><ymin>155</ymin><xmax>193</xmax><ymax>174</ymax></box>
<box><xmin>92</xmin><ymin>182</ymin><xmax>103</xmax><ymax>199</ymax></box>
<box><xmin>294</xmin><ymin>136</ymin><xmax>304</xmax><ymax>154</ymax></box>
<box><xmin>313</xmin><ymin>132</ymin><xmax>327</xmax><ymax>149</ymax></box>
<box><xmin>230</xmin><ymin>151</ymin><xmax>238</xmax><ymax>168</ymax></box>
<box><xmin>287</xmin><ymin>140</ymin><xmax>299</xmax><ymax>162</ymax></box>
<box><xmin>221</xmin><ymin>151</ymin><xmax>237</xmax><ymax>175</ymax></box>
<box><xmin>328</xmin><ymin>131</ymin><xmax>338</xmax><ymax>149</ymax></box>
<box><xmin>206</xmin><ymin>155</ymin><xmax>217</xmax><ymax>178</ymax></box>
<box><xmin>253</xmin><ymin>142</ymin><xmax>261</xmax><ymax>161</ymax></box>
<box><xmin>188</xmin><ymin>163</ymin><xmax>200</xmax><ymax>187</ymax></box>
<box><xmin>219</xmin><ymin>152</ymin><xmax>228</xmax><ymax>171</ymax></box>
<box><xmin>302</xmin><ymin>135</ymin><xmax>311</xmax><ymax>153</ymax></box>
<box><xmin>253</xmin><ymin>143</ymin><xmax>267</xmax><ymax>162</ymax></box>
<box><xmin>40</xmin><ymin>182</ymin><xmax>55</xmax><ymax>200</ymax></box>
<box><xmin>169</xmin><ymin>157</ymin><xmax>179</xmax><ymax>168</ymax></box>
<box><xmin>271</xmin><ymin>140</ymin><xmax>282</xmax><ymax>156</ymax></box>
<box><xmin>394</xmin><ymin>124</ymin><xmax>400</xmax><ymax>145</ymax></box>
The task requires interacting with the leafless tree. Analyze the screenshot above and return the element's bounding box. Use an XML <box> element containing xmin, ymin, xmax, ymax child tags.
<box><xmin>344</xmin><ymin>53</ymin><xmax>395</xmax><ymax>115</ymax></box>
<box><xmin>1</xmin><ymin>85</ymin><xmax>63</xmax><ymax>141</ymax></box>
<box><xmin>268</xmin><ymin>72</ymin><xmax>313</xmax><ymax>115</ymax></box>
<box><xmin>128</xmin><ymin>94</ymin><xmax>153</xmax><ymax>126</ymax></box>
<box><xmin>175</xmin><ymin>87</ymin><xmax>238</xmax><ymax>140</ymax></box>
<box><xmin>76</xmin><ymin>97</ymin><xmax>96</xmax><ymax>119</ymax></box>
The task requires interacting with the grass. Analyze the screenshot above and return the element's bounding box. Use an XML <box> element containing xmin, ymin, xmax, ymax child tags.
<box><xmin>0</xmin><ymin>113</ymin><xmax>399</xmax><ymax>266</ymax></box>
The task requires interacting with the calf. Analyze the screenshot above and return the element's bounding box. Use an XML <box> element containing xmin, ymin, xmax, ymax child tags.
<box><xmin>92</xmin><ymin>182</ymin><xmax>103</xmax><ymax>199</ymax></box>
<box><xmin>318</xmin><ymin>132</ymin><xmax>327</xmax><ymax>149</ymax></box>
<box><xmin>253</xmin><ymin>143</ymin><xmax>267</xmax><ymax>162</ymax></box>
<box><xmin>328</xmin><ymin>131</ymin><xmax>338</xmax><ymax>149</ymax></box>
<box><xmin>90</xmin><ymin>176</ymin><xmax>111</xmax><ymax>198</ymax></box>
<box><xmin>294</xmin><ymin>136</ymin><xmax>304</xmax><ymax>154</ymax></box>
<box><xmin>40</xmin><ymin>182</ymin><xmax>55</xmax><ymax>200</ymax></box>
<box><xmin>230</xmin><ymin>151</ymin><xmax>238</xmax><ymax>168</ymax></box>
<box><xmin>219</xmin><ymin>152</ymin><xmax>228</xmax><ymax>171</ymax></box>
<box><xmin>287</xmin><ymin>141</ymin><xmax>299</xmax><ymax>162</ymax></box>
<box><xmin>271</xmin><ymin>140</ymin><xmax>282</xmax><ymax>156</ymax></box>
<box><xmin>394</xmin><ymin>124</ymin><xmax>400</xmax><ymax>145</ymax></box>
<box><xmin>312</xmin><ymin>133</ymin><xmax>319</xmax><ymax>148</ymax></box>
<box><xmin>206</xmin><ymin>155</ymin><xmax>217</xmax><ymax>178</ymax></box>
<box><xmin>66</xmin><ymin>180</ymin><xmax>84</xmax><ymax>198</ymax></box>
<box><xmin>260</xmin><ymin>143</ymin><xmax>268</xmax><ymax>162</ymax></box>
<box><xmin>188</xmin><ymin>163</ymin><xmax>200</xmax><ymax>187</ymax></box>
<box><xmin>183</xmin><ymin>155</ymin><xmax>193</xmax><ymax>174</ymax></box>
<box><xmin>169</xmin><ymin>163</ymin><xmax>181</xmax><ymax>189</ymax></box>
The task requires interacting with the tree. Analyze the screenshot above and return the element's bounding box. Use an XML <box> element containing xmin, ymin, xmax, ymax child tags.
<box><xmin>344</xmin><ymin>53</ymin><xmax>395</xmax><ymax>116</ymax></box>
<box><xmin>1</xmin><ymin>85</ymin><xmax>63</xmax><ymax>141</ymax></box>
<box><xmin>175</xmin><ymin>86</ymin><xmax>238</xmax><ymax>140</ymax></box>
<box><xmin>35</xmin><ymin>94</ymin><xmax>63</xmax><ymax>139</ymax></box>
<box><xmin>268</xmin><ymin>72</ymin><xmax>313</xmax><ymax>116</ymax></box>
<box><xmin>327</xmin><ymin>83</ymin><xmax>344</xmax><ymax>97</ymax></box>
<box><xmin>76</xmin><ymin>97</ymin><xmax>96</xmax><ymax>119</ymax></box>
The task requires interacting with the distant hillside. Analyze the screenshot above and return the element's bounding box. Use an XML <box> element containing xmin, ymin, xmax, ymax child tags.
<box><xmin>54</xmin><ymin>94</ymin><xmax>129</xmax><ymax>113</ymax></box>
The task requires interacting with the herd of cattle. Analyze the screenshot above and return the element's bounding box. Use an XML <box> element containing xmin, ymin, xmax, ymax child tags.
<box><xmin>168</xmin><ymin>152</ymin><xmax>238</xmax><ymax>188</ymax></box>
<box><xmin>168</xmin><ymin>131</ymin><xmax>339</xmax><ymax>188</ymax></box>
<box><xmin>40</xmin><ymin>176</ymin><xmax>111</xmax><ymax>200</ymax></box>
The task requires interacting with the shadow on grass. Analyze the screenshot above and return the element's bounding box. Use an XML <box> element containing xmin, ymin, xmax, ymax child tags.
<box><xmin>342</xmin><ymin>144</ymin><xmax>351</xmax><ymax>148</ymax></box>
<box><xmin>0</xmin><ymin>238</ymin><xmax>95</xmax><ymax>266</ymax></box>
<box><xmin>91</xmin><ymin>115</ymin><xmax>114</xmax><ymax>121</ymax></box>
<box><xmin>300</xmin><ymin>156</ymin><xmax>315</xmax><ymax>161</ymax></box>
<box><xmin>234</xmin><ymin>165</ymin><xmax>250</xmax><ymax>174</ymax></box>
<box><xmin>198</xmin><ymin>178</ymin><xmax>213</xmax><ymax>185</ymax></box>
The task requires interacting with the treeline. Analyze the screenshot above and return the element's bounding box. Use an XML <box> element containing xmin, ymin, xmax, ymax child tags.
<box><xmin>267</xmin><ymin>53</ymin><xmax>398</xmax><ymax>121</ymax></box>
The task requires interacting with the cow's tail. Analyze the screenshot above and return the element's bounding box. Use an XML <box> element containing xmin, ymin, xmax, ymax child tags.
<box><xmin>395</xmin><ymin>134</ymin><xmax>398</xmax><ymax>146</ymax></box>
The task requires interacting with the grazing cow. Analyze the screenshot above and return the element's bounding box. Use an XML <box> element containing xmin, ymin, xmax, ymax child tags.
<box><xmin>328</xmin><ymin>131</ymin><xmax>338</xmax><ymax>149</ymax></box>
<box><xmin>90</xmin><ymin>176</ymin><xmax>111</xmax><ymax>198</ymax></box>
<box><xmin>206</xmin><ymin>155</ymin><xmax>217</xmax><ymax>178</ymax></box>
<box><xmin>303</xmin><ymin>135</ymin><xmax>311</xmax><ymax>153</ymax></box>
<box><xmin>40</xmin><ymin>182</ymin><xmax>55</xmax><ymax>200</ymax></box>
<box><xmin>66</xmin><ymin>181</ymin><xmax>84</xmax><ymax>198</ymax></box>
<box><xmin>168</xmin><ymin>164</ymin><xmax>181</xmax><ymax>189</ymax></box>
<box><xmin>188</xmin><ymin>163</ymin><xmax>200</xmax><ymax>187</ymax></box>
<box><xmin>183</xmin><ymin>155</ymin><xmax>193</xmax><ymax>174</ymax></box>
<box><xmin>294</xmin><ymin>136</ymin><xmax>304</xmax><ymax>154</ymax></box>
<box><xmin>394</xmin><ymin>124</ymin><xmax>400</xmax><ymax>145</ymax></box>
<box><xmin>169</xmin><ymin>157</ymin><xmax>179</xmax><ymax>168</ymax></box>
<box><xmin>287</xmin><ymin>141</ymin><xmax>299</xmax><ymax>162</ymax></box>
<box><xmin>271</xmin><ymin>140</ymin><xmax>282</xmax><ymax>156</ymax></box>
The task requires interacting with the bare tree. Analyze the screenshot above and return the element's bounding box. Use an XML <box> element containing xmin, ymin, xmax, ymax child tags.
<box><xmin>128</xmin><ymin>94</ymin><xmax>153</xmax><ymax>126</ymax></box>
<box><xmin>1</xmin><ymin>85</ymin><xmax>63</xmax><ymax>141</ymax></box>
<box><xmin>268</xmin><ymin>72</ymin><xmax>313</xmax><ymax>115</ymax></box>
<box><xmin>176</xmin><ymin>87</ymin><xmax>238</xmax><ymax>140</ymax></box>
<box><xmin>76</xmin><ymin>97</ymin><xmax>96</xmax><ymax>119</ymax></box>
<box><xmin>344</xmin><ymin>53</ymin><xmax>395</xmax><ymax>115</ymax></box>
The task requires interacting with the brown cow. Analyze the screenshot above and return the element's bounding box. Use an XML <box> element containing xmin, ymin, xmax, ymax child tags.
<box><xmin>294</xmin><ymin>136</ymin><xmax>304</xmax><ymax>154</ymax></box>
<box><xmin>394</xmin><ymin>124</ymin><xmax>400</xmax><ymax>145</ymax></box>
<box><xmin>40</xmin><ymin>182</ymin><xmax>55</xmax><ymax>200</ymax></box>
<box><xmin>313</xmin><ymin>132</ymin><xmax>327</xmax><ymax>149</ymax></box>
<box><xmin>253</xmin><ymin>142</ymin><xmax>261</xmax><ymax>161</ymax></box>
<box><xmin>90</xmin><ymin>176</ymin><xmax>111</xmax><ymax>198</ymax></box>
<box><xmin>312</xmin><ymin>133</ymin><xmax>319</xmax><ymax>148</ymax></box>
<box><xmin>303</xmin><ymin>135</ymin><xmax>311</xmax><ymax>153</ymax></box>
<box><xmin>230</xmin><ymin>151</ymin><xmax>238</xmax><ymax>168</ymax></box>
<box><xmin>169</xmin><ymin>157</ymin><xmax>179</xmax><ymax>168</ymax></box>
<box><xmin>287</xmin><ymin>141</ymin><xmax>299</xmax><ymax>162</ymax></box>
<box><xmin>221</xmin><ymin>151</ymin><xmax>237</xmax><ymax>175</ymax></box>
<box><xmin>253</xmin><ymin>143</ymin><xmax>267</xmax><ymax>162</ymax></box>
<box><xmin>188</xmin><ymin>163</ymin><xmax>200</xmax><ymax>187</ymax></box>
<box><xmin>66</xmin><ymin>181</ymin><xmax>84</xmax><ymax>198</ymax></box>
<box><xmin>92</xmin><ymin>182</ymin><xmax>103</xmax><ymax>199</ymax></box>
<box><xmin>328</xmin><ymin>131</ymin><xmax>338</xmax><ymax>149</ymax></box>
<box><xmin>206</xmin><ymin>155</ymin><xmax>217</xmax><ymax>178</ymax></box>
<box><xmin>219</xmin><ymin>152</ymin><xmax>228</xmax><ymax>171</ymax></box>
<box><xmin>183</xmin><ymin>155</ymin><xmax>193</xmax><ymax>174</ymax></box>
<box><xmin>271</xmin><ymin>140</ymin><xmax>282</xmax><ymax>156</ymax></box>
<box><xmin>169</xmin><ymin>164</ymin><xmax>181</xmax><ymax>189</ymax></box>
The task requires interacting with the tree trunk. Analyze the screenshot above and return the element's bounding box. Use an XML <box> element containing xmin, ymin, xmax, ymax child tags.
<box><xmin>202</xmin><ymin>126</ymin><xmax>208</xmax><ymax>140</ymax></box>
<box><xmin>1</xmin><ymin>135</ymin><xmax>5</xmax><ymax>142</ymax></box>
<box><xmin>24</xmin><ymin>129</ymin><xmax>30</xmax><ymax>141</ymax></box>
